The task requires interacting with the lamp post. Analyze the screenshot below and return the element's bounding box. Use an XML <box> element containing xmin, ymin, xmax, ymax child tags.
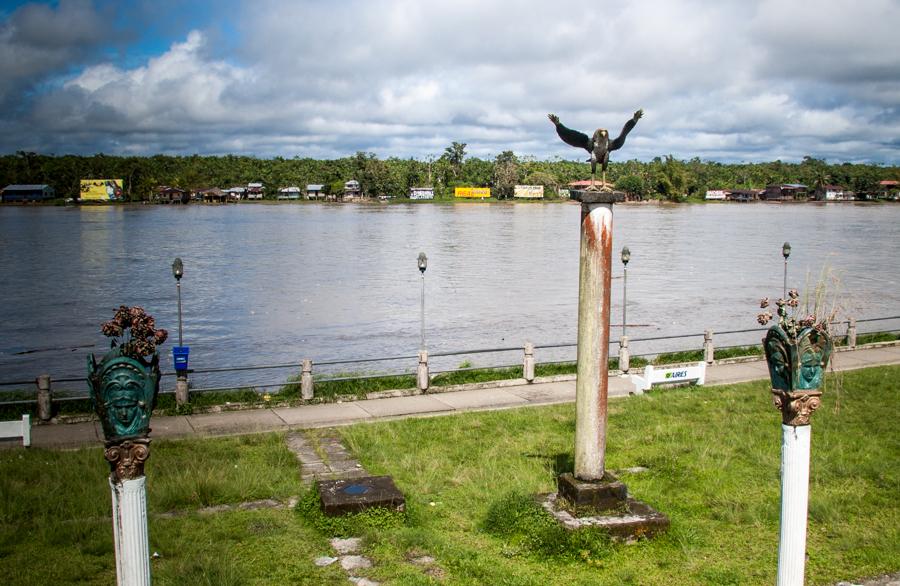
<box><xmin>621</xmin><ymin>246</ymin><xmax>630</xmax><ymax>338</ymax></box>
<box><xmin>416</xmin><ymin>252</ymin><xmax>429</xmax><ymax>392</ymax></box>
<box><xmin>417</xmin><ymin>252</ymin><xmax>427</xmax><ymax>350</ymax></box>
<box><xmin>172</xmin><ymin>258</ymin><xmax>184</xmax><ymax>346</ymax></box>
<box><xmin>782</xmin><ymin>242</ymin><xmax>791</xmax><ymax>299</ymax></box>
<box><xmin>171</xmin><ymin>258</ymin><xmax>189</xmax><ymax>406</ymax></box>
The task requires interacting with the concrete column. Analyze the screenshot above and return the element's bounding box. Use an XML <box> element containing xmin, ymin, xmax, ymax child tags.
<box><xmin>301</xmin><ymin>359</ymin><xmax>314</xmax><ymax>400</ymax></box>
<box><xmin>416</xmin><ymin>350</ymin><xmax>429</xmax><ymax>392</ymax></box>
<box><xmin>619</xmin><ymin>336</ymin><xmax>630</xmax><ymax>373</ymax></box>
<box><xmin>847</xmin><ymin>318</ymin><xmax>857</xmax><ymax>348</ymax></box>
<box><xmin>110</xmin><ymin>476</ymin><xmax>151</xmax><ymax>586</ymax></box>
<box><xmin>703</xmin><ymin>330</ymin><xmax>714</xmax><ymax>364</ymax></box>
<box><xmin>777</xmin><ymin>424</ymin><xmax>811</xmax><ymax>586</ymax></box>
<box><xmin>36</xmin><ymin>374</ymin><xmax>52</xmax><ymax>421</ymax></box>
<box><xmin>523</xmin><ymin>342</ymin><xmax>535</xmax><ymax>383</ymax></box>
<box><xmin>175</xmin><ymin>375</ymin><xmax>189</xmax><ymax>406</ymax></box>
<box><xmin>574</xmin><ymin>197</ymin><xmax>615</xmax><ymax>481</ymax></box>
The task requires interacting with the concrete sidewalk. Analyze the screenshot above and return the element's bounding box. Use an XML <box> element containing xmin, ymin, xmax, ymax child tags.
<box><xmin>23</xmin><ymin>344</ymin><xmax>900</xmax><ymax>449</ymax></box>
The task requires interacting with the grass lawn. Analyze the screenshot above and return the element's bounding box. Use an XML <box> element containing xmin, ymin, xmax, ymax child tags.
<box><xmin>1</xmin><ymin>366</ymin><xmax>898</xmax><ymax>585</ymax></box>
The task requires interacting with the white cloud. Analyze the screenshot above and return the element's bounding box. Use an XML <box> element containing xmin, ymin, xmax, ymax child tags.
<box><xmin>1</xmin><ymin>0</ymin><xmax>899</xmax><ymax>162</ymax></box>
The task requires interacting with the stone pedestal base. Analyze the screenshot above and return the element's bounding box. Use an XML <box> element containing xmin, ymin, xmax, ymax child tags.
<box><xmin>318</xmin><ymin>475</ymin><xmax>405</xmax><ymax>517</ymax></box>
<box><xmin>551</xmin><ymin>471</ymin><xmax>669</xmax><ymax>540</ymax></box>
<box><xmin>558</xmin><ymin>472</ymin><xmax>628</xmax><ymax>513</ymax></box>
<box><xmin>541</xmin><ymin>492</ymin><xmax>669</xmax><ymax>541</ymax></box>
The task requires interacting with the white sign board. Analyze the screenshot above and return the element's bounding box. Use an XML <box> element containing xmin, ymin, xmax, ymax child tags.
<box><xmin>514</xmin><ymin>185</ymin><xmax>544</xmax><ymax>199</ymax></box>
<box><xmin>630</xmin><ymin>362</ymin><xmax>706</xmax><ymax>395</ymax></box>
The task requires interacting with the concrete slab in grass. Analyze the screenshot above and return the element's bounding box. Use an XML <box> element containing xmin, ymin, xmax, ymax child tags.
<box><xmin>507</xmin><ymin>381</ymin><xmax>575</xmax><ymax>404</ymax></box>
<box><xmin>704</xmin><ymin>361</ymin><xmax>769</xmax><ymax>385</ymax></box>
<box><xmin>431</xmin><ymin>388</ymin><xmax>528</xmax><ymax>411</ymax></box>
<box><xmin>274</xmin><ymin>402</ymin><xmax>372</xmax><ymax>427</ymax></box>
<box><xmin>148</xmin><ymin>416</ymin><xmax>194</xmax><ymax>439</ymax></box>
<box><xmin>356</xmin><ymin>395</ymin><xmax>454</xmax><ymax>418</ymax></box>
<box><xmin>29</xmin><ymin>421</ymin><xmax>101</xmax><ymax>448</ymax></box>
<box><xmin>835</xmin><ymin>347</ymin><xmax>900</xmax><ymax>368</ymax></box>
<box><xmin>188</xmin><ymin>409</ymin><xmax>287</xmax><ymax>436</ymax></box>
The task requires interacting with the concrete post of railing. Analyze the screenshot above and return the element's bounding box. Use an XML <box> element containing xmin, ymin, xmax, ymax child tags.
<box><xmin>417</xmin><ymin>350</ymin><xmax>429</xmax><ymax>392</ymax></box>
<box><xmin>175</xmin><ymin>375</ymin><xmax>189</xmax><ymax>406</ymax></box>
<box><xmin>36</xmin><ymin>374</ymin><xmax>52</xmax><ymax>421</ymax></box>
<box><xmin>847</xmin><ymin>317</ymin><xmax>857</xmax><ymax>348</ymax></box>
<box><xmin>619</xmin><ymin>336</ymin><xmax>630</xmax><ymax>373</ymax></box>
<box><xmin>301</xmin><ymin>359</ymin><xmax>314</xmax><ymax>400</ymax></box>
<box><xmin>704</xmin><ymin>330</ymin><xmax>714</xmax><ymax>364</ymax></box>
<box><xmin>523</xmin><ymin>342</ymin><xmax>535</xmax><ymax>383</ymax></box>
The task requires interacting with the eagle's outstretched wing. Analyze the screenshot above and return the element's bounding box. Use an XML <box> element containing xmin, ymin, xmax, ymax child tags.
<box><xmin>548</xmin><ymin>114</ymin><xmax>592</xmax><ymax>153</ymax></box>
<box><xmin>609</xmin><ymin>109</ymin><xmax>643</xmax><ymax>152</ymax></box>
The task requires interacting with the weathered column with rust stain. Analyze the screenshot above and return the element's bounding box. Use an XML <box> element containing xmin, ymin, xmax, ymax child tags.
<box><xmin>574</xmin><ymin>191</ymin><xmax>622</xmax><ymax>481</ymax></box>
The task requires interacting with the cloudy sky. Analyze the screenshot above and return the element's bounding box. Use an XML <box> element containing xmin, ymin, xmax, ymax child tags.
<box><xmin>1</xmin><ymin>0</ymin><xmax>898</xmax><ymax>163</ymax></box>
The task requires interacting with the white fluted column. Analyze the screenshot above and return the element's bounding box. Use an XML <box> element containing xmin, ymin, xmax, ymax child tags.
<box><xmin>110</xmin><ymin>476</ymin><xmax>151</xmax><ymax>586</ymax></box>
<box><xmin>777</xmin><ymin>424</ymin><xmax>811</xmax><ymax>586</ymax></box>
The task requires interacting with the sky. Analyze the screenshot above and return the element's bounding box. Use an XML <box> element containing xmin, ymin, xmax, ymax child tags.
<box><xmin>1</xmin><ymin>0</ymin><xmax>899</xmax><ymax>163</ymax></box>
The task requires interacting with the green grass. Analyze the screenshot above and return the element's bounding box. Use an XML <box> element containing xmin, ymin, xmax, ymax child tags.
<box><xmin>856</xmin><ymin>331</ymin><xmax>900</xmax><ymax>345</ymax></box>
<box><xmin>1</xmin><ymin>365</ymin><xmax>896</xmax><ymax>584</ymax></box>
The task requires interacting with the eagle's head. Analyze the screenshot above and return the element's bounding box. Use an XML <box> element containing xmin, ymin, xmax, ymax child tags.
<box><xmin>592</xmin><ymin>128</ymin><xmax>609</xmax><ymax>148</ymax></box>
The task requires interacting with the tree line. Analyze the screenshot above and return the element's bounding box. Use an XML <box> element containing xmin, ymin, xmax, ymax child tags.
<box><xmin>2</xmin><ymin>147</ymin><xmax>897</xmax><ymax>202</ymax></box>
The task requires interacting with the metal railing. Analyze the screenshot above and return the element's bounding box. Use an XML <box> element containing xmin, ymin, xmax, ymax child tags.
<box><xmin>2</xmin><ymin>314</ymin><xmax>897</xmax><ymax>417</ymax></box>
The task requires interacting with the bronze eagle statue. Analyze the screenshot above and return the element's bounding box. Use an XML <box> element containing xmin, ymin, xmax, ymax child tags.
<box><xmin>548</xmin><ymin>109</ymin><xmax>643</xmax><ymax>190</ymax></box>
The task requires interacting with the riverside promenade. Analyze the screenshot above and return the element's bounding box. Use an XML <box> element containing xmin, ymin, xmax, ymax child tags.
<box><xmin>24</xmin><ymin>344</ymin><xmax>900</xmax><ymax>449</ymax></box>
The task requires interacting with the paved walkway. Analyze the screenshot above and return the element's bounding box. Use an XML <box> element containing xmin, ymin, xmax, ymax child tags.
<box><xmin>22</xmin><ymin>344</ymin><xmax>900</xmax><ymax>449</ymax></box>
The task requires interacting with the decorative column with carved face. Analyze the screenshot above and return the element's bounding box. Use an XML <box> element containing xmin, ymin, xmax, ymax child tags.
<box><xmin>764</xmin><ymin>325</ymin><xmax>832</xmax><ymax>426</ymax></box>
<box><xmin>88</xmin><ymin>336</ymin><xmax>161</xmax><ymax>586</ymax></box>
<box><xmin>763</xmin><ymin>323</ymin><xmax>832</xmax><ymax>586</ymax></box>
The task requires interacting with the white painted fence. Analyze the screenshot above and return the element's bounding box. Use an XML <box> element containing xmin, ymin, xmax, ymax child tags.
<box><xmin>0</xmin><ymin>414</ymin><xmax>31</xmax><ymax>447</ymax></box>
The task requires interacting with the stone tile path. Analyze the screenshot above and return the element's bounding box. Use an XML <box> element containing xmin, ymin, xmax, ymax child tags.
<box><xmin>285</xmin><ymin>429</ymin><xmax>368</xmax><ymax>484</ymax></box>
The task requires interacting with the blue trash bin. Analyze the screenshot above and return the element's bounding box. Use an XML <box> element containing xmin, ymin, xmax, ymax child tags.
<box><xmin>173</xmin><ymin>346</ymin><xmax>190</xmax><ymax>372</ymax></box>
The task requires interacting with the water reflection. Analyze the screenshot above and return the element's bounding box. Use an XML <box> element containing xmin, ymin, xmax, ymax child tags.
<box><xmin>0</xmin><ymin>202</ymin><xmax>898</xmax><ymax>391</ymax></box>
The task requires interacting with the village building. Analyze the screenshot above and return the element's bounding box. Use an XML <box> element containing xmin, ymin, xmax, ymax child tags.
<box><xmin>305</xmin><ymin>184</ymin><xmax>325</xmax><ymax>200</ymax></box>
<box><xmin>194</xmin><ymin>188</ymin><xmax>226</xmax><ymax>203</ymax></box>
<box><xmin>1</xmin><ymin>184</ymin><xmax>55</xmax><ymax>203</ymax></box>
<box><xmin>726</xmin><ymin>189</ymin><xmax>762</xmax><ymax>202</ymax></box>
<box><xmin>761</xmin><ymin>184</ymin><xmax>808</xmax><ymax>201</ymax></box>
<box><xmin>247</xmin><ymin>182</ymin><xmax>264</xmax><ymax>200</ymax></box>
<box><xmin>814</xmin><ymin>184</ymin><xmax>854</xmax><ymax>201</ymax></box>
<box><xmin>409</xmin><ymin>187</ymin><xmax>434</xmax><ymax>200</ymax></box>
<box><xmin>226</xmin><ymin>187</ymin><xmax>246</xmax><ymax>201</ymax></box>
<box><xmin>277</xmin><ymin>187</ymin><xmax>302</xmax><ymax>200</ymax></box>
<box><xmin>877</xmin><ymin>180</ymin><xmax>899</xmax><ymax>200</ymax></box>
<box><xmin>343</xmin><ymin>180</ymin><xmax>361</xmax><ymax>200</ymax></box>
<box><xmin>152</xmin><ymin>186</ymin><xmax>189</xmax><ymax>204</ymax></box>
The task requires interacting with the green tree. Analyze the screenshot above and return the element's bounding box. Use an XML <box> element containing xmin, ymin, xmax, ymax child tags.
<box><xmin>493</xmin><ymin>151</ymin><xmax>520</xmax><ymax>199</ymax></box>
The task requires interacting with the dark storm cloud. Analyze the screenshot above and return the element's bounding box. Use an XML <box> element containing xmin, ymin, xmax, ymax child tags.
<box><xmin>0</xmin><ymin>0</ymin><xmax>898</xmax><ymax>163</ymax></box>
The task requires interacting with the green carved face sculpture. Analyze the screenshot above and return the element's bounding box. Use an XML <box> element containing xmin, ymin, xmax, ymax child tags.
<box><xmin>88</xmin><ymin>350</ymin><xmax>160</xmax><ymax>442</ymax></box>
<box><xmin>764</xmin><ymin>325</ymin><xmax>832</xmax><ymax>392</ymax></box>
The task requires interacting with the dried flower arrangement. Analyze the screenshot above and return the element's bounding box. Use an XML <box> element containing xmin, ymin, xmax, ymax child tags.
<box><xmin>101</xmin><ymin>305</ymin><xmax>168</xmax><ymax>362</ymax></box>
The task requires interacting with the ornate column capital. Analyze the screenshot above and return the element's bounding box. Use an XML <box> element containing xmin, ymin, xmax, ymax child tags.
<box><xmin>772</xmin><ymin>389</ymin><xmax>822</xmax><ymax>426</ymax></box>
<box><xmin>105</xmin><ymin>439</ymin><xmax>151</xmax><ymax>482</ymax></box>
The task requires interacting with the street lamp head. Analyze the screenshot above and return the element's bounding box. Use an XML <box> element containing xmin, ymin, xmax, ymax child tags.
<box><xmin>621</xmin><ymin>246</ymin><xmax>631</xmax><ymax>266</ymax></box>
<box><xmin>172</xmin><ymin>257</ymin><xmax>184</xmax><ymax>281</ymax></box>
<box><xmin>417</xmin><ymin>252</ymin><xmax>427</xmax><ymax>274</ymax></box>
<box><xmin>782</xmin><ymin>242</ymin><xmax>791</xmax><ymax>260</ymax></box>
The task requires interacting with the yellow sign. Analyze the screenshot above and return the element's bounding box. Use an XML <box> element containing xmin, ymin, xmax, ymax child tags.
<box><xmin>455</xmin><ymin>187</ymin><xmax>491</xmax><ymax>198</ymax></box>
<box><xmin>80</xmin><ymin>179</ymin><xmax>123</xmax><ymax>201</ymax></box>
<box><xmin>514</xmin><ymin>185</ymin><xmax>544</xmax><ymax>198</ymax></box>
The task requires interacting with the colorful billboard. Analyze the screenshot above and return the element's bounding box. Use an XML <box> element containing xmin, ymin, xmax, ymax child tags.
<box><xmin>455</xmin><ymin>187</ymin><xmax>491</xmax><ymax>198</ymax></box>
<box><xmin>80</xmin><ymin>179</ymin><xmax>123</xmax><ymax>201</ymax></box>
<box><xmin>514</xmin><ymin>185</ymin><xmax>544</xmax><ymax>199</ymax></box>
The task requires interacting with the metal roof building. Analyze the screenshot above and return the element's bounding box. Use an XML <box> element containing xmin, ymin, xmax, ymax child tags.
<box><xmin>1</xmin><ymin>184</ymin><xmax>55</xmax><ymax>203</ymax></box>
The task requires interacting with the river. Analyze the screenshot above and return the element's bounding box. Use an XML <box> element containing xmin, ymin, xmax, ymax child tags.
<box><xmin>1</xmin><ymin>202</ymin><xmax>898</xmax><ymax>392</ymax></box>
